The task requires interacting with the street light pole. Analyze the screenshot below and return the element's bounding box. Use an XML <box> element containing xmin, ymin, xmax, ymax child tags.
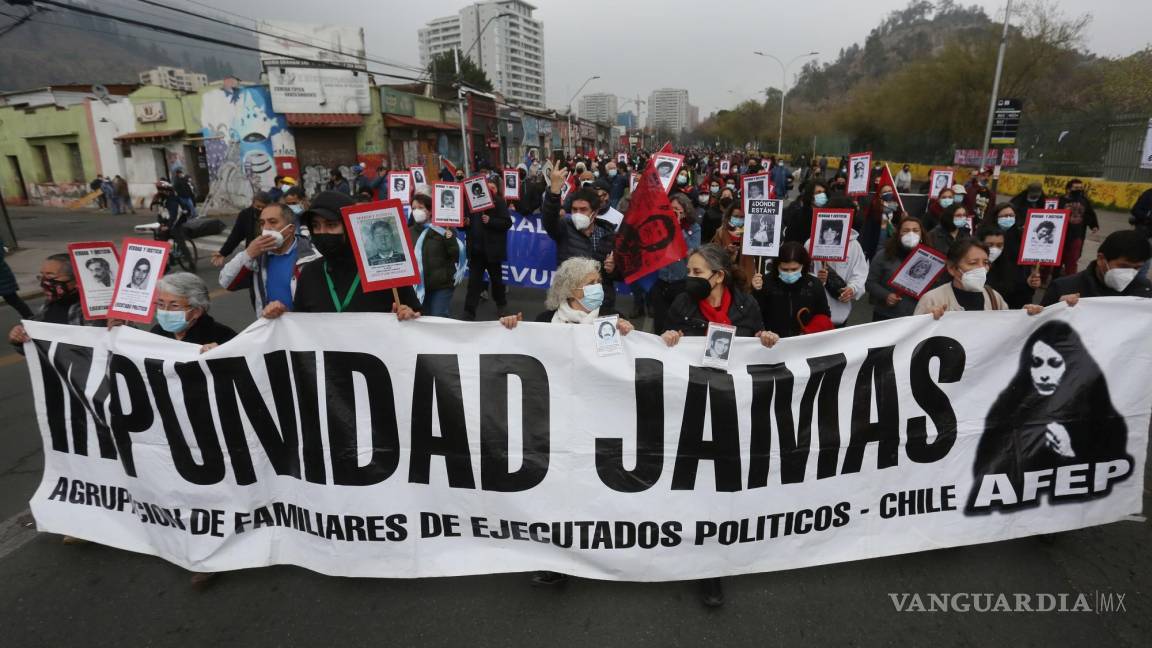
<box><xmin>453</xmin><ymin>12</ymin><xmax>514</xmax><ymax>176</ymax></box>
<box><xmin>979</xmin><ymin>0</ymin><xmax>1013</xmax><ymax>173</ymax></box>
<box><xmin>566</xmin><ymin>75</ymin><xmax>599</xmax><ymax>157</ymax></box>
<box><xmin>752</xmin><ymin>50</ymin><xmax>818</xmax><ymax>157</ymax></box>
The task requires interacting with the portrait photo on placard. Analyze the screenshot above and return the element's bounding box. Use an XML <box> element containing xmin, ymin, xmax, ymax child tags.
<box><xmin>68</xmin><ymin>241</ymin><xmax>119</xmax><ymax>319</ymax></box>
<box><xmin>929</xmin><ymin>170</ymin><xmax>954</xmax><ymax>198</ymax></box>
<box><xmin>464</xmin><ymin>175</ymin><xmax>495</xmax><ymax>212</ymax></box>
<box><xmin>719</xmin><ymin>159</ymin><xmax>731</xmax><ymax>175</ymax></box>
<box><xmin>652</xmin><ymin>153</ymin><xmax>683</xmax><ymax>193</ymax></box>
<box><xmin>702</xmin><ymin>322</ymin><xmax>736</xmax><ymax>369</ymax></box>
<box><xmin>594</xmin><ymin>315</ymin><xmax>622</xmax><ymax>356</ymax></box>
<box><xmin>410</xmin><ymin>166</ymin><xmax>426</xmax><ymax>187</ymax></box>
<box><xmin>388</xmin><ymin>172</ymin><xmax>412</xmax><ymax>204</ymax></box>
<box><xmin>503</xmin><ymin>169</ymin><xmax>521</xmax><ymax>199</ymax></box>
<box><xmin>742</xmin><ymin>198</ymin><xmax>783</xmax><ymax>258</ymax></box>
<box><xmin>617</xmin><ymin>152</ymin><xmax>628</xmax><ymax>164</ymax></box>
<box><xmin>888</xmin><ymin>245</ymin><xmax>947</xmax><ymax>298</ymax></box>
<box><xmin>343</xmin><ymin>200</ymin><xmax>420</xmax><ymax>291</ymax></box>
<box><xmin>108</xmin><ymin>238</ymin><xmax>170</xmax><ymax>323</ymax></box>
<box><xmin>1018</xmin><ymin>210</ymin><xmax>1069</xmax><ymax>266</ymax></box>
<box><xmin>847</xmin><ymin>152</ymin><xmax>872</xmax><ymax>195</ymax></box>
<box><xmin>808</xmin><ymin>209</ymin><xmax>854</xmax><ymax>261</ymax></box>
<box><xmin>432</xmin><ymin>183</ymin><xmax>465</xmax><ymax>226</ymax></box>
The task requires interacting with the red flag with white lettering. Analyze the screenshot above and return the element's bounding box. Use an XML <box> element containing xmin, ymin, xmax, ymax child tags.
<box><xmin>614</xmin><ymin>157</ymin><xmax>688</xmax><ymax>284</ymax></box>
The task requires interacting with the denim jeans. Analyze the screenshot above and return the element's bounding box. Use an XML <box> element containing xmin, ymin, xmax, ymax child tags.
<box><xmin>423</xmin><ymin>288</ymin><xmax>454</xmax><ymax>317</ymax></box>
<box><xmin>177</xmin><ymin>196</ymin><xmax>197</xmax><ymax>219</ymax></box>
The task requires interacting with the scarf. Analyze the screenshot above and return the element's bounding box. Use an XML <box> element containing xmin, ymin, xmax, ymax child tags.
<box><xmin>697</xmin><ymin>287</ymin><xmax>732</xmax><ymax>325</ymax></box>
<box><xmin>552</xmin><ymin>300</ymin><xmax>598</xmax><ymax>324</ymax></box>
<box><xmin>413</xmin><ymin>225</ymin><xmax>467</xmax><ymax>303</ymax></box>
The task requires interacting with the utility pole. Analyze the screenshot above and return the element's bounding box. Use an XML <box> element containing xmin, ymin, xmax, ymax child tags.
<box><xmin>453</xmin><ymin>48</ymin><xmax>471</xmax><ymax>176</ymax></box>
<box><xmin>979</xmin><ymin>0</ymin><xmax>1013</xmax><ymax>177</ymax></box>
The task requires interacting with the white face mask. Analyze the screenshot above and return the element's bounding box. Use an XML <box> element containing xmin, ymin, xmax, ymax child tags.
<box><xmin>571</xmin><ymin>213</ymin><xmax>593</xmax><ymax>230</ymax></box>
<box><xmin>411</xmin><ymin>208</ymin><xmax>429</xmax><ymax>224</ymax></box>
<box><xmin>900</xmin><ymin>232</ymin><xmax>921</xmax><ymax>249</ymax></box>
<box><xmin>1103</xmin><ymin>264</ymin><xmax>1138</xmax><ymax>292</ymax></box>
<box><xmin>987</xmin><ymin>246</ymin><xmax>1003</xmax><ymax>262</ymax></box>
<box><xmin>261</xmin><ymin>225</ymin><xmax>290</xmax><ymax>248</ymax></box>
<box><xmin>959</xmin><ymin>267</ymin><xmax>987</xmax><ymax>292</ymax></box>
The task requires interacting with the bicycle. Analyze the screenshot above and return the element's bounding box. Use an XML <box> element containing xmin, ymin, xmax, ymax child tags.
<box><xmin>138</xmin><ymin>187</ymin><xmax>198</xmax><ymax>272</ymax></box>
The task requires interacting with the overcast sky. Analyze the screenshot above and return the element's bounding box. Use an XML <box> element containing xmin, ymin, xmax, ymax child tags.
<box><xmin>185</xmin><ymin>0</ymin><xmax>1148</xmax><ymax>117</ymax></box>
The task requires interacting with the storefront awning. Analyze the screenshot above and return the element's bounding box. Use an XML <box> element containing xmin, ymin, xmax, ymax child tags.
<box><xmin>384</xmin><ymin>115</ymin><xmax>461</xmax><ymax>132</ymax></box>
<box><xmin>285</xmin><ymin>113</ymin><xmax>364</xmax><ymax>128</ymax></box>
<box><xmin>113</xmin><ymin>129</ymin><xmax>184</xmax><ymax>143</ymax></box>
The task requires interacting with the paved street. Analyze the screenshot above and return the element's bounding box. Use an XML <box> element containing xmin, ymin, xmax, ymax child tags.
<box><xmin>0</xmin><ymin>206</ymin><xmax>1149</xmax><ymax>646</ymax></box>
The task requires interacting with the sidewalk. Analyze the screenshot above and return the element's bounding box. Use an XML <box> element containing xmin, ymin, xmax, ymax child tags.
<box><xmin>1</xmin><ymin>205</ymin><xmax>231</xmax><ymax>303</ymax></box>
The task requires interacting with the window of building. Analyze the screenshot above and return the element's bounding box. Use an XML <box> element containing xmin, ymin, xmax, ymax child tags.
<box><xmin>66</xmin><ymin>142</ymin><xmax>84</xmax><ymax>182</ymax></box>
<box><xmin>33</xmin><ymin>145</ymin><xmax>52</xmax><ymax>182</ymax></box>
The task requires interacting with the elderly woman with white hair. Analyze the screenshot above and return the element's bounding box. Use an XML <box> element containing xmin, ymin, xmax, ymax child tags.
<box><xmin>499</xmin><ymin>256</ymin><xmax>634</xmax><ymax>331</ymax></box>
<box><xmin>109</xmin><ymin>272</ymin><xmax>236</xmax><ymax>353</ymax></box>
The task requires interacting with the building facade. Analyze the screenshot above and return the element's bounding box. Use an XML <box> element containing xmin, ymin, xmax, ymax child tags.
<box><xmin>646</xmin><ymin>88</ymin><xmax>691</xmax><ymax>133</ymax></box>
<box><xmin>138</xmin><ymin>67</ymin><xmax>208</xmax><ymax>92</ymax></box>
<box><xmin>578</xmin><ymin>93</ymin><xmax>617</xmax><ymax>123</ymax></box>
<box><xmin>418</xmin><ymin>1</ymin><xmax>545</xmax><ymax>109</ymax></box>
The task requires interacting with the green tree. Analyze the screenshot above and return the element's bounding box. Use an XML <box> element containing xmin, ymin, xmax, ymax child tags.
<box><xmin>427</xmin><ymin>50</ymin><xmax>492</xmax><ymax>100</ymax></box>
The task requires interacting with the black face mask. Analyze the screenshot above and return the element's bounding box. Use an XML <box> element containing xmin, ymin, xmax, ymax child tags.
<box><xmin>684</xmin><ymin>274</ymin><xmax>714</xmax><ymax>301</ymax></box>
<box><xmin>311</xmin><ymin>233</ymin><xmax>352</xmax><ymax>262</ymax></box>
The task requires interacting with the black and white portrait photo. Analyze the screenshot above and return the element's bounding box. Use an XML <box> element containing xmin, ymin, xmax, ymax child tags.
<box><xmin>846</xmin><ymin>153</ymin><xmax>872</xmax><ymax>195</ymax></box>
<box><xmin>809</xmin><ymin>209</ymin><xmax>854</xmax><ymax>261</ymax></box>
<box><xmin>86</xmin><ymin>257</ymin><xmax>112</xmax><ymax>287</ymax></box>
<box><xmin>702</xmin><ymin>322</ymin><xmax>737</xmax><ymax>369</ymax></box>
<box><xmin>1019</xmin><ymin>211</ymin><xmax>1068</xmax><ymax>266</ymax></box>
<box><xmin>819</xmin><ymin>221</ymin><xmax>844</xmax><ymax>247</ymax></box>
<box><xmin>68</xmin><ymin>242</ymin><xmax>121</xmax><ymax>319</ymax></box>
<box><xmin>503</xmin><ymin>169</ymin><xmax>521</xmax><ymax>199</ymax></box>
<box><xmin>364</xmin><ymin>220</ymin><xmax>406</xmax><ymax>267</ymax></box>
<box><xmin>389</xmin><ymin>171</ymin><xmax>412</xmax><ymax>204</ymax></box>
<box><xmin>887</xmin><ymin>245</ymin><xmax>947</xmax><ymax>298</ymax></box>
<box><xmin>411</xmin><ymin>167</ymin><xmax>426</xmax><ymax>186</ymax></box>
<box><xmin>108</xmin><ymin>239</ymin><xmax>169</xmax><ymax>322</ymax></box>
<box><xmin>966</xmin><ymin>321</ymin><xmax>1131</xmax><ymax>513</ymax></box>
<box><xmin>652</xmin><ymin>154</ymin><xmax>683</xmax><ymax>193</ymax></box>
<box><xmin>463</xmin><ymin>176</ymin><xmax>495</xmax><ymax>212</ymax></box>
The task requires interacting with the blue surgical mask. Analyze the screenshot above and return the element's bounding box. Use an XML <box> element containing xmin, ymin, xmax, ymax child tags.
<box><xmin>156</xmin><ymin>309</ymin><xmax>191</xmax><ymax>333</ymax></box>
<box><xmin>288</xmin><ymin>203</ymin><xmax>304</xmax><ymax>215</ymax></box>
<box><xmin>579</xmin><ymin>283</ymin><xmax>604</xmax><ymax>311</ymax></box>
<box><xmin>939</xmin><ymin>197</ymin><xmax>954</xmax><ymax>208</ymax></box>
<box><xmin>608</xmin><ymin>169</ymin><xmax>618</xmax><ymax>177</ymax></box>
<box><xmin>953</xmin><ymin>217</ymin><xmax>969</xmax><ymax>229</ymax></box>
<box><xmin>997</xmin><ymin>216</ymin><xmax>1015</xmax><ymax>230</ymax></box>
<box><xmin>813</xmin><ymin>192</ymin><xmax>828</xmax><ymax>207</ymax></box>
<box><xmin>779</xmin><ymin>270</ymin><xmax>802</xmax><ymax>285</ymax></box>
<box><xmin>729</xmin><ymin>217</ymin><xmax>744</xmax><ymax>228</ymax></box>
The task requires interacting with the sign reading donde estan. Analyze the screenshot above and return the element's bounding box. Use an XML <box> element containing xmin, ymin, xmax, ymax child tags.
<box><xmin>22</xmin><ymin>300</ymin><xmax>1148</xmax><ymax>580</ymax></box>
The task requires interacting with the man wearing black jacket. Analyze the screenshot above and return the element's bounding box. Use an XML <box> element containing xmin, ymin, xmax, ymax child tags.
<box><xmin>541</xmin><ymin>165</ymin><xmax>619</xmax><ymax>315</ymax></box>
<box><xmin>262</xmin><ymin>191</ymin><xmax>421</xmax><ymax>319</ymax></box>
<box><xmin>462</xmin><ymin>178</ymin><xmax>513</xmax><ymax>320</ymax></box>
<box><xmin>1040</xmin><ymin>230</ymin><xmax>1152</xmax><ymax>306</ymax></box>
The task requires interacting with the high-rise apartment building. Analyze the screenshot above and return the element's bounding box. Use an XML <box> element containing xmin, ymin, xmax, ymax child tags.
<box><xmin>417</xmin><ymin>1</ymin><xmax>545</xmax><ymax>109</ymax></box>
<box><xmin>646</xmin><ymin>88</ymin><xmax>691</xmax><ymax>133</ymax></box>
<box><xmin>578</xmin><ymin>93</ymin><xmax>617</xmax><ymax>123</ymax></box>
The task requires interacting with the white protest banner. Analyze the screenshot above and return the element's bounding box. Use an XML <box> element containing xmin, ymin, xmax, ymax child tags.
<box><xmin>67</xmin><ymin>242</ymin><xmax>120</xmax><ymax>319</ymax></box>
<box><xmin>23</xmin><ymin>301</ymin><xmax>1149</xmax><ymax>580</ymax></box>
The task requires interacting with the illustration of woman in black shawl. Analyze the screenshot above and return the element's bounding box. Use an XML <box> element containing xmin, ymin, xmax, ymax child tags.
<box><xmin>966</xmin><ymin>321</ymin><xmax>1131</xmax><ymax>512</ymax></box>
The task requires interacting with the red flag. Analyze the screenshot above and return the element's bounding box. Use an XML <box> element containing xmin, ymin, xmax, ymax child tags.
<box><xmin>442</xmin><ymin>158</ymin><xmax>458</xmax><ymax>177</ymax></box>
<box><xmin>878</xmin><ymin>164</ymin><xmax>906</xmax><ymax>213</ymax></box>
<box><xmin>614</xmin><ymin>158</ymin><xmax>688</xmax><ymax>283</ymax></box>
<box><xmin>658</xmin><ymin>141</ymin><xmax>673</xmax><ymax>153</ymax></box>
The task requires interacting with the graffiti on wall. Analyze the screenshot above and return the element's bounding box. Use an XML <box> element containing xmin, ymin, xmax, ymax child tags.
<box><xmin>200</xmin><ymin>80</ymin><xmax>295</xmax><ymax>211</ymax></box>
<box><xmin>301</xmin><ymin>164</ymin><xmax>352</xmax><ymax>198</ymax></box>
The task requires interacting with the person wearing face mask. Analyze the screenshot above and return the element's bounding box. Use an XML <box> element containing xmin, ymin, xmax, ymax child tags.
<box><xmin>0</xmin><ymin>234</ymin><xmax>32</xmax><ymax>318</ymax></box>
<box><xmin>701</xmin><ymin>185</ymin><xmax>731</xmax><ymax>243</ymax></box>
<box><xmin>711</xmin><ymin>204</ymin><xmax>757</xmax><ymax>281</ymax></box>
<box><xmin>219</xmin><ymin>202</ymin><xmax>319</xmax><ymax>316</ymax></box>
<box><xmin>963</xmin><ymin>170</ymin><xmax>996</xmax><ymax>220</ymax></box>
<box><xmin>462</xmin><ymin>178</ymin><xmax>514</xmax><ymax>320</ymax></box>
<box><xmin>916</xmin><ymin>239</ymin><xmax>1010</xmax><ymax>318</ymax></box>
<box><xmin>542</xmin><ymin>165</ymin><xmax>619</xmax><ymax>314</ymax></box>
<box><xmin>1056</xmin><ymin>178</ymin><xmax>1100</xmax><ymax>277</ymax></box>
<box><xmin>1010</xmin><ymin>181</ymin><xmax>1046</xmax><ymax>217</ymax></box>
<box><xmin>783</xmin><ymin>180</ymin><xmax>830</xmax><ymax>243</ymax></box>
<box><xmin>749</xmin><ymin>241</ymin><xmax>831</xmax><ymax>337</ymax></box>
<box><xmin>802</xmin><ymin>196</ymin><xmax>869</xmax><ymax>327</ymax></box>
<box><xmin>8</xmin><ymin>254</ymin><xmax>103</xmax><ymax>350</ymax></box>
<box><xmin>111</xmin><ymin>272</ymin><xmax>236</xmax><ymax>348</ymax></box>
<box><xmin>926</xmin><ymin>203</ymin><xmax>973</xmax><ymax>255</ymax></box>
<box><xmin>212</xmin><ymin>192</ymin><xmax>270</xmax><ymax>268</ymax></box>
<box><xmin>647</xmin><ymin>193</ymin><xmax>702</xmax><ymax>333</ymax></box>
<box><xmin>866</xmin><ymin>217</ymin><xmax>927</xmax><ymax>321</ymax></box>
<box><xmin>265</xmin><ymin>191</ymin><xmax>421</xmax><ymax>319</ymax></box>
<box><xmin>1036</xmin><ymin>230</ymin><xmax>1152</xmax><ymax>307</ymax></box>
<box><xmin>860</xmin><ymin>183</ymin><xmax>903</xmax><ymax>259</ymax></box>
<box><xmin>828</xmin><ymin>173</ymin><xmax>848</xmax><ymax>197</ymax></box>
<box><xmin>976</xmin><ymin>225</ymin><xmax>1031</xmax><ymax>310</ymax></box>
<box><xmin>406</xmin><ymin>193</ymin><xmax>465</xmax><ymax>317</ymax></box>
<box><xmin>922</xmin><ymin>188</ymin><xmax>955</xmax><ymax>233</ymax></box>
<box><xmin>669</xmin><ymin>168</ymin><xmax>697</xmax><ymax>202</ymax></box>
<box><xmin>895</xmin><ymin>164</ymin><xmax>912</xmax><ymax>193</ymax></box>
<box><xmin>604</xmin><ymin>160</ymin><xmax>627</xmax><ymax>208</ymax></box>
